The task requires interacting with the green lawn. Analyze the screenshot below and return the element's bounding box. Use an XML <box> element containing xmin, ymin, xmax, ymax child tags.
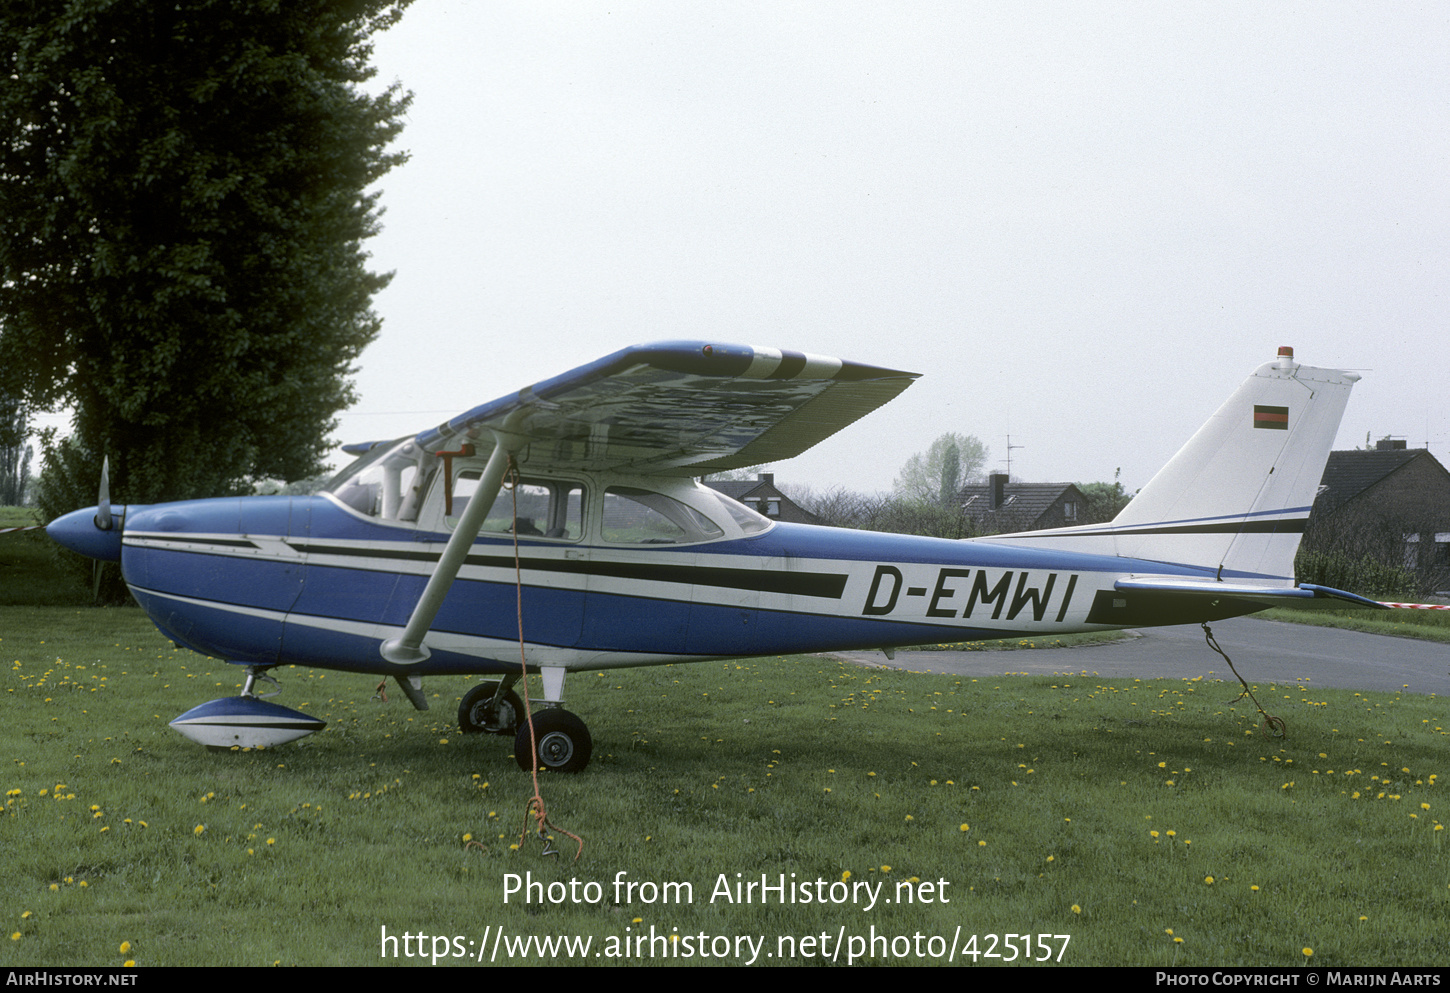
<box><xmin>3</xmin><ymin>605</ymin><xmax>1447</xmax><ymax>967</ymax></box>
<box><xmin>1260</xmin><ymin>605</ymin><xmax>1450</xmax><ymax>643</ymax></box>
<box><xmin>5</xmin><ymin>513</ymin><xmax>1448</xmax><ymax>967</ymax></box>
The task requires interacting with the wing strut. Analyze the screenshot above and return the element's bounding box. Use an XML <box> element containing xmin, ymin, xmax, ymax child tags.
<box><xmin>380</xmin><ymin>421</ymin><xmax>527</xmax><ymax>665</ymax></box>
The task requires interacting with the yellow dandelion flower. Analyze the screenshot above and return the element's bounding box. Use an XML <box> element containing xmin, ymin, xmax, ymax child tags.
<box><xmin>1303</xmin><ymin>948</ymin><xmax>1313</xmax><ymax>958</ymax></box>
<box><xmin>119</xmin><ymin>942</ymin><xmax>131</xmax><ymax>954</ymax></box>
<box><xmin>1071</xmin><ymin>904</ymin><xmax>1081</xmax><ymax>914</ymax></box>
<box><xmin>1204</xmin><ymin>876</ymin><xmax>1214</xmax><ymax>885</ymax></box>
<box><xmin>193</xmin><ymin>824</ymin><xmax>205</xmax><ymax>836</ymax></box>
<box><xmin>841</xmin><ymin>871</ymin><xmax>851</xmax><ymax>881</ymax></box>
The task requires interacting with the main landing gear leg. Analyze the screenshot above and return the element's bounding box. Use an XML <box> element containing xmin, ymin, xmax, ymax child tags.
<box><xmin>512</xmin><ymin>667</ymin><xmax>592</xmax><ymax>774</ymax></box>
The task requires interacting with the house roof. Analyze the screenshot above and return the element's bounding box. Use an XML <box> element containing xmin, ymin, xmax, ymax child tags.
<box><xmin>1314</xmin><ymin>449</ymin><xmax>1434</xmax><ymax>514</ymax></box>
<box><xmin>705</xmin><ymin>479</ymin><xmax>760</xmax><ymax>500</ymax></box>
<box><xmin>958</xmin><ymin>482</ymin><xmax>1083</xmax><ymax>527</ymax></box>
<box><xmin>702</xmin><ymin>475</ymin><xmax>823</xmax><ymax>525</ymax></box>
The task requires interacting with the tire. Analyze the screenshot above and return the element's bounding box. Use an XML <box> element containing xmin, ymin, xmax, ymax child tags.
<box><xmin>457</xmin><ymin>681</ymin><xmax>523</xmax><ymax>736</ymax></box>
<box><xmin>513</xmin><ymin>709</ymin><xmax>592</xmax><ymax>773</ymax></box>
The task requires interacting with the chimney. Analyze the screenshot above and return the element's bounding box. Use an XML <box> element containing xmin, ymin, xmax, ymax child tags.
<box><xmin>1375</xmin><ymin>437</ymin><xmax>1406</xmax><ymax>451</ymax></box>
<box><xmin>759</xmin><ymin>472</ymin><xmax>774</xmax><ymax>487</ymax></box>
<box><xmin>989</xmin><ymin>472</ymin><xmax>1007</xmax><ymax>510</ymax></box>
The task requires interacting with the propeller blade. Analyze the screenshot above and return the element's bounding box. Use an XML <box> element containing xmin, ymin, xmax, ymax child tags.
<box><xmin>95</xmin><ymin>456</ymin><xmax>112</xmax><ymax>531</ymax></box>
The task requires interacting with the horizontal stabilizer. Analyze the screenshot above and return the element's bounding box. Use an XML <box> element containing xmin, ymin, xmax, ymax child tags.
<box><xmin>1086</xmin><ymin>575</ymin><xmax>1387</xmax><ymax>627</ymax></box>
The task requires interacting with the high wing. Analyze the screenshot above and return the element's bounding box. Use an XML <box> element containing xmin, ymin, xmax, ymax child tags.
<box><xmin>370</xmin><ymin>341</ymin><xmax>917</xmax><ymax>665</ymax></box>
<box><xmin>404</xmin><ymin>341</ymin><xmax>919</xmax><ymax>475</ymax></box>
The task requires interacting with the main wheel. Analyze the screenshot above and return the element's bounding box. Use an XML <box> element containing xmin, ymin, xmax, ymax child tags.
<box><xmin>458</xmin><ymin>681</ymin><xmax>523</xmax><ymax>736</ymax></box>
<box><xmin>514</xmin><ymin>709</ymin><xmax>592</xmax><ymax>773</ymax></box>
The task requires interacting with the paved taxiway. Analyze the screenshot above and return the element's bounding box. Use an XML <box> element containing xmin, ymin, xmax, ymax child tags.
<box><xmin>831</xmin><ymin>616</ymin><xmax>1450</xmax><ymax>697</ymax></box>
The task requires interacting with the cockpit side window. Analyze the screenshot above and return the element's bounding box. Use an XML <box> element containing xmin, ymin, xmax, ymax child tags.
<box><xmin>450</xmin><ymin>472</ymin><xmax>584</xmax><ymax>540</ymax></box>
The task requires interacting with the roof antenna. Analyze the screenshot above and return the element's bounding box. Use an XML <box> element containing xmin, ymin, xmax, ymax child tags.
<box><xmin>1002</xmin><ymin>434</ymin><xmax>1025</xmax><ymax>479</ymax></box>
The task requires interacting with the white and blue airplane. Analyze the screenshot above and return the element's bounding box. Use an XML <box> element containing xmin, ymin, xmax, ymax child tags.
<box><xmin>47</xmin><ymin>341</ymin><xmax>1381</xmax><ymax>772</ymax></box>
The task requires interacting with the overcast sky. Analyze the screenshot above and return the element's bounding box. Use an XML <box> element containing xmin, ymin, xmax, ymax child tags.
<box><xmin>340</xmin><ymin>1</ymin><xmax>1449</xmax><ymax>497</ymax></box>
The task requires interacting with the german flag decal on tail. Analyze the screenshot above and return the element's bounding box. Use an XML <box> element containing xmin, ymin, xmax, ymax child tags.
<box><xmin>1253</xmin><ymin>404</ymin><xmax>1289</xmax><ymax>430</ymax></box>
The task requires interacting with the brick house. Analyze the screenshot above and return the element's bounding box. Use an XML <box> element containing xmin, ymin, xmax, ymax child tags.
<box><xmin>1303</xmin><ymin>440</ymin><xmax>1450</xmax><ymax>592</ymax></box>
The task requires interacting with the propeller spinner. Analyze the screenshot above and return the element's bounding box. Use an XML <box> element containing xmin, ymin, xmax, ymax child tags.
<box><xmin>46</xmin><ymin>456</ymin><xmax>127</xmax><ymax>563</ymax></box>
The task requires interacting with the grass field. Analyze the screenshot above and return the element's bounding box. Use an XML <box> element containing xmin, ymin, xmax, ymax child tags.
<box><xmin>4</xmin><ymin>516</ymin><xmax>1449</xmax><ymax>967</ymax></box>
<box><xmin>3</xmin><ymin>602</ymin><xmax>1448</xmax><ymax>967</ymax></box>
<box><xmin>1259</xmin><ymin>606</ymin><xmax>1450</xmax><ymax>644</ymax></box>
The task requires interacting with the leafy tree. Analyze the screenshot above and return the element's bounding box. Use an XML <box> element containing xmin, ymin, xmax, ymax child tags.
<box><xmin>938</xmin><ymin>444</ymin><xmax>960</xmax><ymax>509</ymax></box>
<box><xmin>0</xmin><ymin>0</ymin><xmax>413</xmax><ymax>517</ymax></box>
<box><xmin>786</xmin><ymin>485</ymin><xmax>981</xmax><ymax>539</ymax></box>
<box><xmin>892</xmin><ymin>433</ymin><xmax>988</xmax><ymax>505</ymax></box>
<box><xmin>1077</xmin><ymin>469</ymin><xmax>1133</xmax><ymax>524</ymax></box>
<box><xmin>0</xmin><ymin>395</ymin><xmax>32</xmax><ymax>505</ymax></box>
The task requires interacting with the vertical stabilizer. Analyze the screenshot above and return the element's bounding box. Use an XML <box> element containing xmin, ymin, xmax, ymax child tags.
<box><xmin>978</xmin><ymin>347</ymin><xmax>1360</xmax><ymax>584</ymax></box>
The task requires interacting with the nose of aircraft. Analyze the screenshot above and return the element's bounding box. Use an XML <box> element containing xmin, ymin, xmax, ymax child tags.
<box><xmin>46</xmin><ymin>506</ymin><xmax>127</xmax><ymax>562</ymax></box>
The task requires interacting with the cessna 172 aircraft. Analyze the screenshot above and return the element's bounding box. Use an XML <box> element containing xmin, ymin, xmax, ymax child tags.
<box><xmin>47</xmin><ymin>341</ymin><xmax>1380</xmax><ymax>772</ymax></box>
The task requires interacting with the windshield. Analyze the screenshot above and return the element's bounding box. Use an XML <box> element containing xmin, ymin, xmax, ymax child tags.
<box><xmin>323</xmin><ymin>437</ymin><xmax>436</xmax><ymax>522</ymax></box>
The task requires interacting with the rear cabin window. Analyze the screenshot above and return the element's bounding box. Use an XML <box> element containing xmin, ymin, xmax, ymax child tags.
<box><xmin>602</xmin><ymin>487</ymin><xmax>724</xmax><ymax>544</ymax></box>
